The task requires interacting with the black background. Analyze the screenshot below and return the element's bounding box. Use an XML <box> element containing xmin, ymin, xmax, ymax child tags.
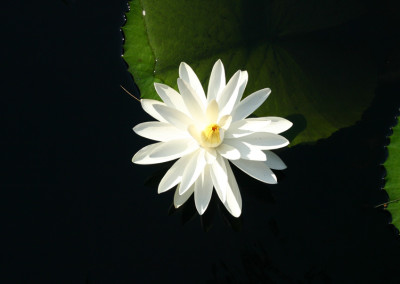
<box><xmin>2</xmin><ymin>0</ymin><xmax>400</xmax><ymax>283</ymax></box>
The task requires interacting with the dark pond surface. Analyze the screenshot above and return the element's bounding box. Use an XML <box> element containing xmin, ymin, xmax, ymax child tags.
<box><xmin>2</xmin><ymin>0</ymin><xmax>400</xmax><ymax>283</ymax></box>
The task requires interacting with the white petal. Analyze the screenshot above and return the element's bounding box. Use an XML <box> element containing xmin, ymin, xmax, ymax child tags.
<box><xmin>218</xmin><ymin>115</ymin><xmax>232</xmax><ymax>130</ymax></box>
<box><xmin>149</xmin><ymin>139</ymin><xmax>198</xmax><ymax>161</ymax></box>
<box><xmin>264</xmin><ymin>150</ymin><xmax>287</xmax><ymax>170</ymax></box>
<box><xmin>231</xmin><ymin>88</ymin><xmax>271</xmax><ymax>121</ymax></box>
<box><xmin>154</xmin><ymin>83</ymin><xmax>189</xmax><ymax>114</ymax></box>
<box><xmin>231</xmin><ymin>159</ymin><xmax>277</xmax><ymax>184</ymax></box>
<box><xmin>141</xmin><ymin>99</ymin><xmax>168</xmax><ymax>122</ymax></box>
<box><xmin>216</xmin><ymin>143</ymin><xmax>241</xmax><ymax>160</ymax></box>
<box><xmin>152</xmin><ymin>104</ymin><xmax>194</xmax><ymax>131</ymax></box>
<box><xmin>132</xmin><ymin>142</ymin><xmax>163</xmax><ymax>164</ymax></box>
<box><xmin>225</xmin><ymin>119</ymin><xmax>271</xmax><ymax>138</ymax></box>
<box><xmin>223</xmin><ymin>160</ymin><xmax>242</xmax><ymax>217</ymax></box>
<box><xmin>235</xmin><ymin>71</ymin><xmax>248</xmax><ymax>106</ymax></box>
<box><xmin>179</xmin><ymin>62</ymin><xmax>207</xmax><ymax>106</ymax></box>
<box><xmin>187</xmin><ymin>124</ymin><xmax>201</xmax><ymax>145</ymax></box>
<box><xmin>177</xmin><ymin>78</ymin><xmax>205</xmax><ymax>121</ymax></box>
<box><xmin>206</xmin><ymin>99</ymin><xmax>219</xmax><ymax>124</ymax></box>
<box><xmin>223</xmin><ymin>139</ymin><xmax>267</xmax><ymax>161</ymax></box>
<box><xmin>248</xmin><ymin>117</ymin><xmax>293</xmax><ymax>134</ymax></box>
<box><xmin>204</xmin><ymin>148</ymin><xmax>217</xmax><ymax>164</ymax></box>
<box><xmin>158</xmin><ymin>154</ymin><xmax>193</xmax><ymax>193</ymax></box>
<box><xmin>239</xmin><ymin>132</ymin><xmax>289</xmax><ymax>150</ymax></box>
<box><xmin>210</xmin><ymin>154</ymin><xmax>228</xmax><ymax>202</ymax></box>
<box><xmin>133</xmin><ymin>122</ymin><xmax>188</xmax><ymax>141</ymax></box>
<box><xmin>174</xmin><ymin>184</ymin><xmax>194</xmax><ymax>209</ymax></box>
<box><xmin>217</xmin><ymin>70</ymin><xmax>241</xmax><ymax>117</ymax></box>
<box><xmin>207</xmin><ymin>59</ymin><xmax>226</xmax><ymax>102</ymax></box>
<box><xmin>194</xmin><ymin>165</ymin><xmax>213</xmax><ymax>215</ymax></box>
<box><xmin>179</xmin><ymin>149</ymin><xmax>207</xmax><ymax>195</ymax></box>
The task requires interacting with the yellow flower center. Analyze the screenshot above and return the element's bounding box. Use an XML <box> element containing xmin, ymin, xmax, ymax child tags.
<box><xmin>201</xmin><ymin>123</ymin><xmax>222</xmax><ymax>148</ymax></box>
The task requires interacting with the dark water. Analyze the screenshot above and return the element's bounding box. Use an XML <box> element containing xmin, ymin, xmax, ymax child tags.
<box><xmin>2</xmin><ymin>0</ymin><xmax>400</xmax><ymax>283</ymax></box>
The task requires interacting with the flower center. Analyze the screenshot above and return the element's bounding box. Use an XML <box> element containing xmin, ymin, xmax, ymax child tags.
<box><xmin>201</xmin><ymin>123</ymin><xmax>223</xmax><ymax>148</ymax></box>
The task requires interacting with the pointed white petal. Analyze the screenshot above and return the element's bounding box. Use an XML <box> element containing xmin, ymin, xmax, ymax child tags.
<box><xmin>207</xmin><ymin>59</ymin><xmax>226</xmax><ymax>102</ymax></box>
<box><xmin>132</xmin><ymin>142</ymin><xmax>163</xmax><ymax>164</ymax></box>
<box><xmin>216</xmin><ymin>143</ymin><xmax>241</xmax><ymax>160</ymax></box>
<box><xmin>152</xmin><ymin>104</ymin><xmax>194</xmax><ymax>131</ymax></box>
<box><xmin>204</xmin><ymin>148</ymin><xmax>217</xmax><ymax>164</ymax></box>
<box><xmin>239</xmin><ymin>132</ymin><xmax>289</xmax><ymax>150</ymax></box>
<box><xmin>231</xmin><ymin>88</ymin><xmax>271</xmax><ymax>121</ymax></box>
<box><xmin>154</xmin><ymin>83</ymin><xmax>189</xmax><ymax>114</ymax></box>
<box><xmin>225</xmin><ymin>119</ymin><xmax>271</xmax><ymax>138</ymax></box>
<box><xmin>210</xmin><ymin>154</ymin><xmax>228</xmax><ymax>202</ymax></box>
<box><xmin>194</xmin><ymin>165</ymin><xmax>213</xmax><ymax>215</ymax></box>
<box><xmin>223</xmin><ymin>160</ymin><xmax>242</xmax><ymax>217</ymax></box>
<box><xmin>158</xmin><ymin>154</ymin><xmax>193</xmax><ymax>193</ymax></box>
<box><xmin>177</xmin><ymin>78</ymin><xmax>205</xmax><ymax>121</ymax></box>
<box><xmin>179</xmin><ymin>149</ymin><xmax>207</xmax><ymax>195</ymax></box>
<box><xmin>133</xmin><ymin>122</ymin><xmax>188</xmax><ymax>141</ymax></box>
<box><xmin>217</xmin><ymin>70</ymin><xmax>241</xmax><ymax>117</ymax></box>
<box><xmin>264</xmin><ymin>150</ymin><xmax>287</xmax><ymax>170</ymax></box>
<box><xmin>179</xmin><ymin>62</ymin><xmax>207</xmax><ymax>106</ymax></box>
<box><xmin>187</xmin><ymin>124</ymin><xmax>202</xmax><ymax>145</ymax></box>
<box><xmin>174</xmin><ymin>184</ymin><xmax>194</xmax><ymax>209</ymax></box>
<box><xmin>187</xmin><ymin>124</ymin><xmax>201</xmax><ymax>144</ymax></box>
<box><xmin>206</xmin><ymin>99</ymin><xmax>219</xmax><ymax>124</ymax></box>
<box><xmin>149</xmin><ymin>139</ymin><xmax>198</xmax><ymax>162</ymax></box>
<box><xmin>231</xmin><ymin>159</ymin><xmax>277</xmax><ymax>184</ymax></box>
<box><xmin>247</xmin><ymin>117</ymin><xmax>293</xmax><ymax>134</ymax></box>
<box><xmin>141</xmin><ymin>99</ymin><xmax>168</xmax><ymax>122</ymax></box>
<box><xmin>218</xmin><ymin>115</ymin><xmax>232</xmax><ymax>130</ymax></box>
<box><xmin>223</xmin><ymin>139</ymin><xmax>267</xmax><ymax>161</ymax></box>
<box><xmin>235</xmin><ymin>71</ymin><xmax>248</xmax><ymax>106</ymax></box>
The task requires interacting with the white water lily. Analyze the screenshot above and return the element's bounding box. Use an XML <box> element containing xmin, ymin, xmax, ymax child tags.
<box><xmin>132</xmin><ymin>60</ymin><xmax>292</xmax><ymax>217</ymax></box>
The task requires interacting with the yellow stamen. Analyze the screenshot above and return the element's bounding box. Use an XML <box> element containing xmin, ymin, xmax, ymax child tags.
<box><xmin>201</xmin><ymin>123</ymin><xmax>222</xmax><ymax>148</ymax></box>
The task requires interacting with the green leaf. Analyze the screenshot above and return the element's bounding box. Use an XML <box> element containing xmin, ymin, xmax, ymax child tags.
<box><xmin>384</xmin><ymin>118</ymin><xmax>400</xmax><ymax>232</ymax></box>
<box><xmin>122</xmin><ymin>0</ymin><xmax>377</xmax><ymax>146</ymax></box>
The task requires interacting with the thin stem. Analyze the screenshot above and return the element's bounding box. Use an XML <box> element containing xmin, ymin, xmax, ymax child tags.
<box><xmin>374</xmin><ymin>198</ymin><xmax>400</xmax><ymax>208</ymax></box>
<box><xmin>120</xmin><ymin>85</ymin><xmax>141</xmax><ymax>102</ymax></box>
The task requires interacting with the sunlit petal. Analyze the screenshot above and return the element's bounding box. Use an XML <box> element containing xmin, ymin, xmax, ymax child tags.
<box><xmin>232</xmin><ymin>159</ymin><xmax>277</xmax><ymax>184</ymax></box>
<box><xmin>210</xmin><ymin>154</ymin><xmax>228</xmax><ymax>202</ymax></box>
<box><xmin>179</xmin><ymin>149</ymin><xmax>207</xmax><ymax>195</ymax></box>
<box><xmin>154</xmin><ymin>83</ymin><xmax>189</xmax><ymax>115</ymax></box>
<box><xmin>216</xmin><ymin>143</ymin><xmax>241</xmax><ymax>160</ymax></box>
<box><xmin>133</xmin><ymin>122</ymin><xmax>188</xmax><ymax>141</ymax></box>
<box><xmin>238</xmin><ymin>132</ymin><xmax>289</xmax><ymax>150</ymax></box>
<box><xmin>149</xmin><ymin>139</ymin><xmax>198</xmax><ymax>160</ymax></box>
<box><xmin>194</xmin><ymin>165</ymin><xmax>213</xmax><ymax>215</ymax></box>
<box><xmin>264</xmin><ymin>150</ymin><xmax>287</xmax><ymax>170</ymax></box>
<box><xmin>141</xmin><ymin>99</ymin><xmax>168</xmax><ymax>122</ymax></box>
<box><xmin>231</xmin><ymin>88</ymin><xmax>271</xmax><ymax>121</ymax></box>
<box><xmin>223</xmin><ymin>139</ymin><xmax>267</xmax><ymax>161</ymax></box>
<box><xmin>247</xmin><ymin>117</ymin><xmax>293</xmax><ymax>134</ymax></box>
<box><xmin>207</xmin><ymin>60</ymin><xmax>226</xmax><ymax>102</ymax></box>
<box><xmin>178</xmin><ymin>78</ymin><xmax>206</xmax><ymax>121</ymax></box>
<box><xmin>153</xmin><ymin>104</ymin><xmax>194</xmax><ymax>131</ymax></box>
<box><xmin>179</xmin><ymin>62</ymin><xmax>207</xmax><ymax>106</ymax></box>
<box><xmin>158</xmin><ymin>154</ymin><xmax>193</xmax><ymax>193</ymax></box>
<box><xmin>174</xmin><ymin>184</ymin><xmax>194</xmax><ymax>209</ymax></box>
<box><xmin>222</xmin><ymin>160</ymin><xmax>242</xmax><ymax>217</ymax></box>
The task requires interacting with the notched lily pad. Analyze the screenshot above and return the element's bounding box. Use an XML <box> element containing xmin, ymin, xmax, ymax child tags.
<box><xmin>122</xmin><ymin>0</ymin><xmax>377</xmax><ymax>146</ymax></box>
<box><xmin>384</xmin><ymin>116</ymin><xmax>400</xmax><ymax>232</ymax></box>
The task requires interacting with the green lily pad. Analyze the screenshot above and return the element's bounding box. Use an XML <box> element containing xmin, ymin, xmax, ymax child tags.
<box><xmin>384</xmin><ymin>118</ymin><xmax>400</xmax><ymax>232</ymax></box>
<box><xmin>122</xmin><ymin>0</ymin><xmax>377</xmax><ymax>146</ymax></box>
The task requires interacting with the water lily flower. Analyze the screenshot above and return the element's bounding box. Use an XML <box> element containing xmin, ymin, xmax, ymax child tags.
<box><xmin>132</xmin><ymin>60</ymin><xmax>292</xmax><ymax>217</ymax></box>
